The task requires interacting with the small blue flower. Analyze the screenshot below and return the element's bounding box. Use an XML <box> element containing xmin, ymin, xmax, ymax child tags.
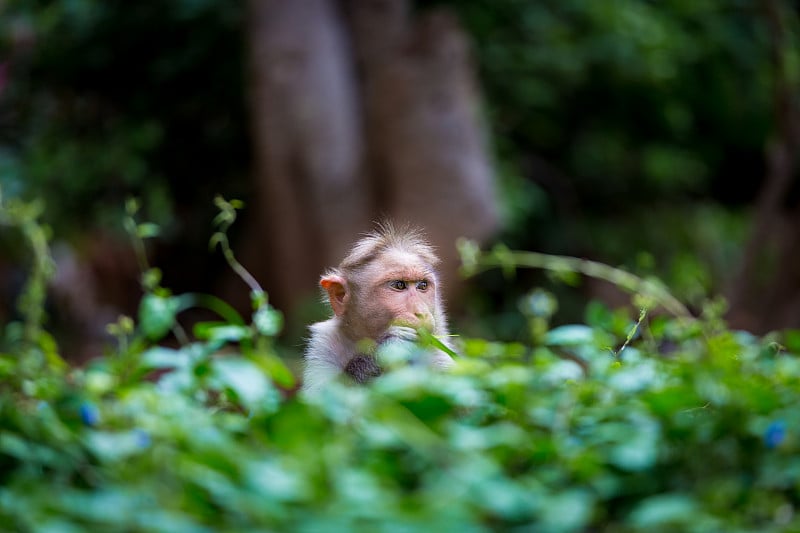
<box><xmin>764</xmin><ymin>421</ymin><xmax>787</xmax><ymax>449</ymax></box>
<box><xmin>79</xmin><ymin>402</ymin><xmax>100</xmax><ymax>427</ymax></box>
<box><xmin>134</xmin><ymin>429</ymin><xmax>151</xmax><ymax>448</ymax></box>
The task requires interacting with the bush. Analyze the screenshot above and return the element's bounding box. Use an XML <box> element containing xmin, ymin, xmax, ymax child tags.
<box><xmin>1</xmin><ymin>197</ymin><xmax>799</xmax><ymax>532</ymax></box>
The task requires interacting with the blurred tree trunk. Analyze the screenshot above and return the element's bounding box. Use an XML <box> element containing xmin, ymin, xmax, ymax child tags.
<box><xmin>236</xmin><ymin>0</ymin><xmax>498</xmax><ymax>314</ymax></box>
<box><xmin>727</xmin><ymin>0</ymin><xmax>800</xmax><ymax>332</ymax></box>
<box><xmin>350</xmin><ymin>1</ymin><xmax>498</xmax><ymax>298</ymax></box>
<box><xmin>240</xmin><ymin>0</ymin><xmax>370</xmax><ymax>310</ymax></box>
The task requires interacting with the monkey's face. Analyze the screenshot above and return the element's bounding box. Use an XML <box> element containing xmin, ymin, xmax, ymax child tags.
<box><xmin>349</xmin><ymin>249</ymin><xmax>438</xmax><ymax>340</ymax></box>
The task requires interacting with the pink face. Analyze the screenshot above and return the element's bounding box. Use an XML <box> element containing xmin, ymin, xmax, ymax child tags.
<box><xmin>320</xmin><ymin>248</ymin><xmax>440</xmax><ymax>342</ymax></box>
<box><xmin>360</xmin><ymin>249</ymin><xmax>437</xmax><ymax>331</ymax></box>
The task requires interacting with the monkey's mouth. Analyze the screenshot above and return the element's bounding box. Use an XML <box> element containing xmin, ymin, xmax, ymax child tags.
<box><xmin>391</xmin><ymin>316</ymin><xmax>434</xmax><ymax>330</ymax></box>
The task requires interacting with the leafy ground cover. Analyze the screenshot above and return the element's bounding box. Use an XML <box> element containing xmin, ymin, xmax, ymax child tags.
<box><xmin>1</xmin><ymin>198</ymin><xmax>799</xmax><ymax>532</ymax></box>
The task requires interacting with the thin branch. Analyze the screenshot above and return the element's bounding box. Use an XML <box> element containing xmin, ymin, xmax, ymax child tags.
<box><xmin>473</xmin><ymin>249</ymin><xmax>692</xmax><ymax>318</ymax></box>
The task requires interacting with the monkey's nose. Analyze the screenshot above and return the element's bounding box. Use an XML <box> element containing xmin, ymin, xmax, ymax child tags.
<box><xmin>414</xmin><ymin>312</ymin><xmax>434</xmax><ymax>329</ymax></box>
<box><xmin>415</xmin><ymin>311</ymin><xmax>432</xmax><ymax>323</ymax></box>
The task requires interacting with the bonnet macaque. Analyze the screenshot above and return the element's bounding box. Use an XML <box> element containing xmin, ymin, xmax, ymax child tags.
<box><xmin>302</xmin><ymin>225</ymin><xmax>454</xmax><ymax>393</ymax></box>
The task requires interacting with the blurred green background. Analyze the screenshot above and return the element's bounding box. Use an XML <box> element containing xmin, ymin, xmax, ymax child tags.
<box><xmin>3</xmin><ymin>4</ymin><xmax>800</xmax><ymax>531</ymax></box>
<box><xmin>1</xmin><ymin>0</ymin><xmax>798</xmax><ymax>358</ymax></box>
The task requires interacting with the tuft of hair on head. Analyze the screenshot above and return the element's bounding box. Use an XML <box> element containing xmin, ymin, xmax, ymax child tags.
<box><xmin>339</xmin><ymin>220</ymin><xmax>439</xmax><ymax>272</ymax></box>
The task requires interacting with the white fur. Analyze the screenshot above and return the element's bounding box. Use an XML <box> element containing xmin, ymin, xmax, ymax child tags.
<box><xmin>302</xmin><ymin>318</ymin><xmax>351</xmax><ymax>395</ymax></box>
<box><xmin>301</xmin><ymin>319</ymin><xmax>454</xmax><ymax>395</ymax></box>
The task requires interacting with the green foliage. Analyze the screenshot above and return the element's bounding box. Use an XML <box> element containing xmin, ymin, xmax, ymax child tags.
<box><xmin>458</xmin><ymin>239</ymin><xmax>691</xmax><ymax>318</ymax></box>
<box><xmin>443</xmin><ymin>0</ymin><xmax>795</xmax><ymax>307</ymax></box>
<box><xmin>3</xmin><ymin>0</ymin><xmax>795</xmax><ymax>324</ymax></box>
<box><xmin>453</xmin><ymin>0</ymin><xmax>774</xmax><ymax>203</ymax></box>
<box><xmin>2</xmin><ymin>198</ymin><xmax>800</xmax><ymax>531</ymax></box>
<box><xmin>0</xmin><ymin>0</ymin><xmax>248</xmax><ymax>236</ymax></box>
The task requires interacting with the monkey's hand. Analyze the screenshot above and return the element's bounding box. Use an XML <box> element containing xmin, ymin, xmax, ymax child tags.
<box><xmin>376</xmin><ymin>325</ymin><xmax>425</xmax><ymax>369</ymax></box>
<box><xmin>378</xmin><ymin>325</ymin><xmax>419</xmax><ymax>345</ymax></box>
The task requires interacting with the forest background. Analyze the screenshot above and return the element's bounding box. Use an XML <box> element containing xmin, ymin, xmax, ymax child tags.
<box><xmin>3</xmin><ymin>1</ymin><xmax>800</xmax><ymax>531</ymax></box>
<box><xmin>2</xmin><ymin>0</ymin><xmax>799</xmax><ymax>359</ymax></box>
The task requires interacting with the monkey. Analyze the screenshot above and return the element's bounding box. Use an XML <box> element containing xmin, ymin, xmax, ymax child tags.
<box><xmin>302</xmin><ymin>224</ymin><xmax>455</xmax><ymax>394</ymax></box>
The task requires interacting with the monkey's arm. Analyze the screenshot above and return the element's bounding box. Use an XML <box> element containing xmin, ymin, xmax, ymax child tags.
<box><xmin>379</xmin><ymin>326</ymin><xmax>455</xmax><ymax>369</ymax></box>
<box><xmin>378</xmin><ymin>325</ymin><xmax>418</xmax><ymax>343</ymax></box>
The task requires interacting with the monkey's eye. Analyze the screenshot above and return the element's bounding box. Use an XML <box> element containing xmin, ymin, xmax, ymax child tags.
<box><xmin>416</xmin><ymin>280</ymin><xmax>429</xmax><ymax>291</ymax></box>
<box><xmin>389</xmin><ymin>280</ymin><xmax>407</xmax><ymax>291</ymax></box>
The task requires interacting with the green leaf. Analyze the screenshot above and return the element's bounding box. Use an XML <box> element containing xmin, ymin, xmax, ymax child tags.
<box><xmin>259</xmin><ymin>353</ymin><xmax>296</xmax><ymax>389</ymax></box>
<box><xmin>141</xmin><ymin>268</ymin><xmax>162</xmax><ymax>291</ymax></box>
<box><xmin>608</xmin><ymin>359</ymin><xmax>658</xmax><ymax>393</ymax></box>
<box><xmin>519</xmin><ymin>289</ymin><xmax>558</xmax><ymax>318</ymax></box>
<box><xmin>138</xmin><ymin>294</ymin><xmax>180</xmax><ymax>341</ymax></box>
<box><xmin>456</xmin><ymin>238</ymin><xmax>481</xmax><ymax>276</ymax></box>
<box><xmin>246</xmin><ymin>459</ymin><xmax>308</xmax><ymax>501</ymax></box>
<box><xmin>193</xmin><ymin>322</ymin><xmax>251</xmax><ymax>343</ymax></box>
<box><xmin>253</xmin><ymin>306</ymin><xmax>283</xmax><ymax>336</ymax></box>
<box><xmin>784</xmin><ymin>329</ymin><xmax>800</xmax><ymax>353</ymax></box>
<box><xmin>85</xmin><ymin>430</ymin><xmax>150</xmax><ymax>462</ymax></box>
<box><xmin>0</xmin><ymin>432</ymin><xmax>61</xmax><ymax>465</ymax></box>
<box><xmin>136</xmin><ymin>223</ymin><xmax>160</xmax><ymax>239</ymax></box>
<box><xmin>609</xmin><ymin>415</ymin><xmax>660</xmax><ymax>471</ymax></box>
<box><xmin>212</xmin><ymin>357</ymin><xmax>277</xmax><ymax>411</ymax></box>
<box><xmin>545</xmin><ymin>325</ymin><xmax>595</xmax><ymax>346</ymax></box>
<box><xmin>542</xmin><ymin>359</ymin><xmax>584</xmax><ymax>384</ymax></box>
<box><xmin>250</xmin><ymin>289</ymin><xmax>267</xmax><ymax>309</ymax></box>
<box><xmin>540</xmin><ymin>490</ymin><xmax>594</xmax><ymax>532</ymax></box>
<box><xmin>141</xmin><ymin>347</ymin><xmax>184</xmax><ymax>370</ymax></box>
<box><xmin>628</xmin><ymin>494</ymin><xmax>698</xmax><ymax>527</ymax></box>
<box><xmin>125</xmin><ymin>197</ymin><xmax>140</xmax><ymax>215</ymax></box>
<box><xmin>175</xmin><ymin>293</ymin><xmax>245</xmax><ymax>325</ymax></box>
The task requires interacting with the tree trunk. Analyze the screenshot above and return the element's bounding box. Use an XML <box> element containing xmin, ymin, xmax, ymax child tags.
<box><xmin>350</xmin><ymin>1</ymin><xmax>499</xmax><ymax>300</ymax></box>
<box><xmin>727</xmin><ymin>0</ymin><xmax>800</xmax><ymax>332</ymax></box>
<box><xmin>237</xmin><ymin>0</ymin><xmax>499</xmax><ymax>316</ymax></box>
<box><xmin>242</xmin><ymin>0</ymin><xmax>370</xmax><ymax>310</ymax></box>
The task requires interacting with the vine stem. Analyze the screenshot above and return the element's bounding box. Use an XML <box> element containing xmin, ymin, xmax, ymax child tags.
<box><xmin>474</xmin><ymin>249</ymin><xmax>692</xmax><ymax>318</ymax></box>
<box><xmin>0</xmin><ymin>197</ymin><xmax>55</xmax><ymax>346</ymax></box>
<box><xmin>210</xmin><ymin>196</ymin><xmax>265</xmax><ymax>298</ymax></box>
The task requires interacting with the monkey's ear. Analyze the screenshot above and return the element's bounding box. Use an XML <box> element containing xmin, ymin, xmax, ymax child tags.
<box><xmin>320</xmin><ymin>274</ymin><xmax>349</xmax><ymax>317</ymax></box>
